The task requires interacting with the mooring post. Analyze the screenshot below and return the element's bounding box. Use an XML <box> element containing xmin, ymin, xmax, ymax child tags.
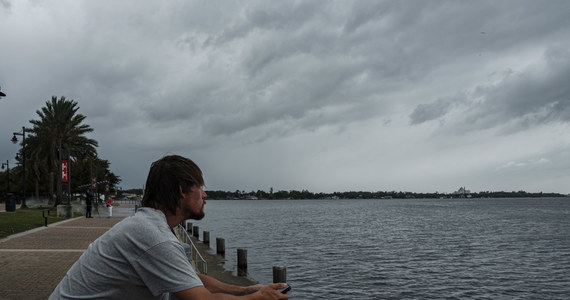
<box><xmin>216</xmin><ymin>237</ymin><xmax>225</xmax><ymax>255</ymax></box>
<box><xmin>273</xmin><ymin>266</ymin><xmax>287</xmax><ymax>283</ymax></box>
<box><xmin>203</xmin><ymin>231</ymin><xmax>210</xmax><ymax>246</ymax></box>
<box><xmin>186</xmin><ymin>222</ymin><xmax>193</xmax><ymax>233</ymax></box>
<box><xmin>193</xmin><ymin>226</ymin><xmax>199</xmax><ymax>239</ymax></box>
<box><xmin>237</xmin><ymin>248</ymin><xmax>247</xmax><ymax>275</ymax></box>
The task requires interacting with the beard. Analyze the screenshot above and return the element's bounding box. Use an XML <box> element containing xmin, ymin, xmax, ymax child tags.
<box><xmin>187</xmin><ymin>206</ymin><xmax>205</xmax><ymax>220</ymax></box>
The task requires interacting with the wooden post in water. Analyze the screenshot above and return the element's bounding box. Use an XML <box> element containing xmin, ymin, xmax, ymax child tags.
<box><xmin>193</xmin><ymin>226</ymin><xmax>199</xmax><ymax>239</ymax></box>
<box><xmin>216</xmin><ymin>237</ymin><xmax>225</xmax><ymax>255</ymax></box>
<box><xmin>237</xmin><ymin>248</ymin><xmax>247</xmax><ymax>276</ymax></box>
<box><xmin>273</xmin><ymin>266</ymin><xmax>287</xmax><ymax>283</ymax></box>
<box><xmin>203</xmin><ymin>231</ymin><xmax>210</xmax><ymax>246</ymax></box>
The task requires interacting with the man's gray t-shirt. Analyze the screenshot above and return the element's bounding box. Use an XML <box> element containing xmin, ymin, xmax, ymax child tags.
<box><xmin>50</xmin><ymin>208</ymin><xmax>203</xmax><ymax>299</ymax></box>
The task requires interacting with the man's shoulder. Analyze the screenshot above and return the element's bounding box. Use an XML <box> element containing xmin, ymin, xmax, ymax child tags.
<box><xmin>116</xmin><ymin>208</ymin><xmax>175</xmax><ymax>242</ymax></box>
<box><xmin>124</xmin><ymin>207</ymin><xmax>165</xmax><ymax>224</ymax></box>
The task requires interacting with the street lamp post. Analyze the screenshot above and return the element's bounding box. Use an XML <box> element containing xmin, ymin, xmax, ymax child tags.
<box><xmin>12</xmin><ymin>127</ymin><xmax>27</xmax><ymax>208</ymax></box>
<box><xmin>58</xmin><ymin>138</ymin><xmax>62</xmax><ymax>205</ymax></box>
<box><xmin>1</xmin><ymin>160</ymin><xmax>9</xmax><ymax>193</ymax></box>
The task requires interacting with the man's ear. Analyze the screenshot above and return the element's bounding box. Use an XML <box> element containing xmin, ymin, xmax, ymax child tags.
<box><xmin>179</xmin><ymin>185</ymin><xmax>187</xmax><ymax>198</ymax></box>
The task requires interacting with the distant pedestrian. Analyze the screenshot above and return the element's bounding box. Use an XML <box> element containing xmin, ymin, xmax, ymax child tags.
<box><xmin>85</xmin><ymin>190</ymin><xmax>93</xmax><ymax>218</ymax></box>
<box><xmin>105</xmin><ymin>196</ymin><xmax>113</xmax><ymax>217</ymax></box>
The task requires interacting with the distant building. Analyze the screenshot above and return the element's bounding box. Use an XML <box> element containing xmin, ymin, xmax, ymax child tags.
<box><xmin>452</xmin><ymin>186</ymin><xmax>472</xmax><ymax>198</ymax></box>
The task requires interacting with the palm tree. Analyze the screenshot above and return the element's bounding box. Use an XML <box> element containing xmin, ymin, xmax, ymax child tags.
<box><xmin>27</xmin><ymin>96</ymin><xmax>98</xmax><ymax>205</ymax></box>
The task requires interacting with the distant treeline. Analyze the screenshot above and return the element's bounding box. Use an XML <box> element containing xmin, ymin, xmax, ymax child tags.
<box><xmin>121</xmin><ymin>188</ymin><xmax>567</xmax><ymax>199</ymax></box>
<box><xmin>138</xmin><ymin>189</ymin><xmax>565</xmax><ymax>200</ymax></box>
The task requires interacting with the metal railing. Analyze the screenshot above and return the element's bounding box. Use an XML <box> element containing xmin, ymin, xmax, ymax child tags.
<box><xmin>114</xmin><ymin>199</ymin><xmax>142</xmax><ymax>205</ymax></box>
<box><xmin>174</xmin><ymin>224</ymin><xmax>207</xmax><ymax>274</ymax></box>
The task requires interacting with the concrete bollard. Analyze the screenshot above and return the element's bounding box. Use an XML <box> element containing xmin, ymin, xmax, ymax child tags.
<box><xmin>237</xmin><ymin>248</ymin><xmax>247</xmax><ymax>275</ymax></box>
<box><xmin>193</xmin><ymin>226</ymin><xmax>199</xmax><ymax>239</ymax></box>
<box><xmin>273</xmin><ymin>266</ymin><xmax>287</xmax><ymax>283</ymax></box>
<box><xmin>216</xmin><ymin>237</ymin><xmax>225</xmax><ymax>255</ymax></box>
<box><xmin>203</xmin><ymin>231</ymin><xmax>210</xmax><ymax>246</ymax></box>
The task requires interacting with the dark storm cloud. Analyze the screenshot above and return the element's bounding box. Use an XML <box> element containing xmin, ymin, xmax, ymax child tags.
<box><xmin>409</xmin><ymin>97</ymin><xmax>455</xmax><ymax>125</ymax></box>
<box><xmin>413</xmin><ymin>45</ymin><xmax>570</xmax><ymax>132</ymax></box>
<box><xmin>406</xmin><ymin>0</ymin><xmax>570</xmax><ymax>131</ymax></box>
<box><xmin>209</xmin><ymin>1</ymin><xmax>321</xmax><ymax>46</ymax></box>
<box><xmin>0</xmin><ymin>0</ymin><xmax>11</xmax><ymax>9</ymax></box>
<box><xmin>136</xmin><ymin>0</ymin><xmax>570</xmax><ymax>143</ymax></box>
<box><xmin>470</xmin><ymin>46</ymin><xmax>570</xmax><ymax>127</ymax></box>
<box><xmin>39</xmin><ymin>0</ymin><xmax>565</xmax><ymax>142</ymax></box>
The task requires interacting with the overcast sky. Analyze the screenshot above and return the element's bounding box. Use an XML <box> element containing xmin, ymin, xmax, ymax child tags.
<box><xmin>1</xmin><ymin>0</ymin><xmax>570</xmax><ymax>194</ymax></box>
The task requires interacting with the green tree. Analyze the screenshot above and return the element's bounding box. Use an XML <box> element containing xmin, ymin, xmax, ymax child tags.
<box><xmin>27</xmin><ymin>96</ymin><xmax>98</xmax><ymax>205</ymax></box>
<box><xmin>71</xmin><ymin>156</ymin><xmax>121</xmax><ymax>195</ymax></box>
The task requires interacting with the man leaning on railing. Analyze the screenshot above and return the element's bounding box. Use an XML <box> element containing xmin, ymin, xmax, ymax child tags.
<box><xmin>50</xmin><ymin>155</ymin><xmax>288</xmax><ymax>300</ymax></box>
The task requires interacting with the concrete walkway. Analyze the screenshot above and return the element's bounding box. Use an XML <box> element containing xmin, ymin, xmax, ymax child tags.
<box><xmin>0</xmin><ymin>206</ymin><xmax>132</xmax><ymax>300</ymax></box>
<box><xmin>0</xmin><ymin>205</ymin><xmax>255</xmax><ymax>300</ymax></box>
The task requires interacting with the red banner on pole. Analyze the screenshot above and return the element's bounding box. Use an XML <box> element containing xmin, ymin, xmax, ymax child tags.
<box><xmin>62</xmin><ymin>160</ymin><xmax>69</xmax><ymax>183</ymax></box>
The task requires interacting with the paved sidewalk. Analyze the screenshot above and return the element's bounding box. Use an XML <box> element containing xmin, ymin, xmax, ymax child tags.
<box><xmin>0</xmin><ymin>206</ymin><xmax>134</xmax><ymax>300</ymax></box>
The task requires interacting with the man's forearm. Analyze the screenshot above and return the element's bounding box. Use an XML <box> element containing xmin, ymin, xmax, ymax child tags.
<box><xmin>198</xmin><ymin>274</ymin><xmax>247</xmax><ymax>295</ymax></box>
<box><xmin>174</xmin><ymin>281</ymin><xmax>288</xmax><ymax>300</ymax></box>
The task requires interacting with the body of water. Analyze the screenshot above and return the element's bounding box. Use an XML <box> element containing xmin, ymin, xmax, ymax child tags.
<box><xmin>191</xmin><ymin>198</ymin><xmax>570</xmax><ymax>299</ymax></box>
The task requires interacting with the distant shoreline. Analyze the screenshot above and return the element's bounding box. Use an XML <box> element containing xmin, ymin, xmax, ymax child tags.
<box><xmin>202</xmin><ymin>190</ymin><xmax>569</xmax><ymax>200</ymax></box>
<box><xmin>120</xmin><ymin>188</ymin><xmax>569</xmax><ymax>201</ymax></box>
<box><xmin>204</xmin><ymin>196</ymin><xmax>570</xmax><ymax>201</ymax></box>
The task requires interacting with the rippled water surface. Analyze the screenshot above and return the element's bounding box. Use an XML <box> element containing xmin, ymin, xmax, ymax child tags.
<box><xmin>192</xmin><ymin>198</ymin><xmax>570</xmax><ymax>299</ymax></box>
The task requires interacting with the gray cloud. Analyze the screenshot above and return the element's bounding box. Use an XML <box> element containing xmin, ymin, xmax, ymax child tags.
<box><xmin>467</xmin><ymin>45</ymin><xmax>569</xmax><ymax>131</ymax></box>
<box><xmin>410</xmin><ymin>42</ymin><xmax>570</xmax><ymax>133</ymax></box>
<box><xmin>409</xmin><ymin>98</ymin><xmax>454</xmax><ymax>125</ymax></box>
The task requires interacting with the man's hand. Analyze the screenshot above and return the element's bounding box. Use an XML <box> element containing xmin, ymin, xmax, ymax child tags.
<box><xmin>253</xmin><ymin>283</ymin><xmax>289</xmax><ymax>299</ymax></box>
<box><xmin>186</xmin><ymin>274</ymin><xmax>289</xmax><ymax>299</ymax></box>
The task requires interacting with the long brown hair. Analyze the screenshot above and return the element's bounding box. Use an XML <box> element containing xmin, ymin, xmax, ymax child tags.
<box><xmin>142</xmin><ymin>155</ymin><xmax>204</xmax><ymax>215</ymax></box>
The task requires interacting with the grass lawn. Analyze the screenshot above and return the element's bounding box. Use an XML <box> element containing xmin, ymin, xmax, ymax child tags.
<box><xmin>0</xmin><ymin>208</ymin><xmax>77</xmax><ymax>239</ymax></box>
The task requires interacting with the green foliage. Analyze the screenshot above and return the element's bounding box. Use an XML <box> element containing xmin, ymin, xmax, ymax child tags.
<box><xmin>122</xmin><ymin>189</ymin><xmax>143</xmax><ymax>195</ymax></box>
<box><xmin>13</xmin><ymin>96</ymin><xmax>121</xmax><ymax>201</ymax></box>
